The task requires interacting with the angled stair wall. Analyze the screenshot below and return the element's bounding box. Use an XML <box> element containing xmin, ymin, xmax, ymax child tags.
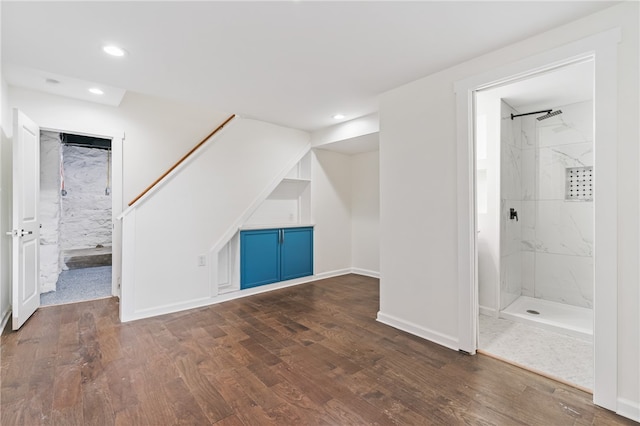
<box><xmin>120</xmin><ymin>117</ymin><xmax>310</xmax><ymax>321</ymax></box>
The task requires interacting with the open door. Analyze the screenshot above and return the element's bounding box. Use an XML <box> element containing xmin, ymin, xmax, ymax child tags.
<box><xmin>11</xmin><ymin>109</ymin><xmax>40</xmax><ymax>330</ymax></box>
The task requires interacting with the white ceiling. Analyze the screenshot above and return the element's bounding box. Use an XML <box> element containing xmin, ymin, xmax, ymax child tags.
<box><xmin>1</xmin><ymin>1</ymin><xmax>616</xmax><ymax>132</ymax></box>
<box><xmin>3</xmin><ymin>64</ymin><xmax>127</xmax><ymax>107</ymax></box>
<box><xmin>490</xmin><ymin>60</ymin><xmax>594</xmax><ymax>112</ymax></box>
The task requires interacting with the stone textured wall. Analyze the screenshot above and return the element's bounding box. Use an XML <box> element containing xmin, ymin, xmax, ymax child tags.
<box><xmin>60</xmin><ymin>145</ymin><xmax>112</xmax><ymax>251</ymax></box>
<box><xmin>39</xmin><ymin>131</ymin><xmax>62</xmax><ymax>291</ymax></box>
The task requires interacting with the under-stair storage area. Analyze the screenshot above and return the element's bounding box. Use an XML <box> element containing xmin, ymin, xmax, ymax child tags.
<box><xmin>215</xmin><ymin>152</ymin><xmax>315</xmax><ymax>294</ymax></box>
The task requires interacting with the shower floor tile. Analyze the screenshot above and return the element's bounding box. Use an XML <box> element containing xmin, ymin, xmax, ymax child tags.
<box><xmin>479</xmin><ymin>314</ymin><xmax>593</xmax><ymax>391</ymax></box>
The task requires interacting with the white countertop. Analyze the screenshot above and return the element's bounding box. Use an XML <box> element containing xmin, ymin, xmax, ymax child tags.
<box><xmin>240</xmin><ymin>223</ymin><xmax>315</xmax><ymax>230</ymax></box>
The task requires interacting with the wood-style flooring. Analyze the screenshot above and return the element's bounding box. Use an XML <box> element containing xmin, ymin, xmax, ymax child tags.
<box><xmin>1</xmin><ymin>274</ymin><xmax>633</xmax><ymax>425</ymax></box>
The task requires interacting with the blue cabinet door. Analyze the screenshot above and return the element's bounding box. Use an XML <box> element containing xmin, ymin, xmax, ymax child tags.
<box><xmin>281</xmin><ymin>227</ymin><xmax>313</xmax><ymax>281</ymax></box>
<box><xmin>240</xmin><ymin>229</ymin><xmax>281</xmax><ymax>289</ymax></box>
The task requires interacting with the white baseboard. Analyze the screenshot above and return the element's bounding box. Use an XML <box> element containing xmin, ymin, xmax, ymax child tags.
<box><xmin>313</xmin><ymin>268</ymin><xmax>352</xmax><ymax>281</ymax></box>
<box><xmin>1</xmin><ymin>307</ymin><xmax>11</xmax><ymax>333</ymax></box>
<box><xmin>617</xmin><ymin>398</ymin><xmax>640</xmax><ymax>422</ymax></box>
<box><xmin>479</xmin><ymin>305</ymin><xmax>497</xmax><ymax>317</ymax></box>
<box><xmin>350</xmin><ymin>268</ymin><xmax>379</xmax><ymax>279</ymax></box>
<box><xmin>376</xmin><ymin>311</ymin><xmax>459</xmax><ymax>351</ymax></box>
<box><xmin>315</xmin><ymin>268</ymin><xmax>380</xmax><ymax>280</ymax></box>
<box><xmin>123</xmin><ymin>269</ymin><xmax>356</xmax><ymax>323</ymax></box>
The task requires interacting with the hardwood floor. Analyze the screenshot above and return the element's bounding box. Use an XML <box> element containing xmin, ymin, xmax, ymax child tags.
<box><xmin>1</xmin><ymin>274</ymin><xmax>633</xmax><ymax>425</ymax></box>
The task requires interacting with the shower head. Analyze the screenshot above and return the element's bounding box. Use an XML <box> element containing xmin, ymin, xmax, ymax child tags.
<box><xmin>536</xmin><ymin>109</ymin><xmax>563</xmax><ymax>121</ymax></box>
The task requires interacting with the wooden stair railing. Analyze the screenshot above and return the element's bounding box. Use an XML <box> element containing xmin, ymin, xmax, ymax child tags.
<box><xmin>128</xmin><ymin>114</ymin><xmax>236</xmax><ymax>207</ymax></box>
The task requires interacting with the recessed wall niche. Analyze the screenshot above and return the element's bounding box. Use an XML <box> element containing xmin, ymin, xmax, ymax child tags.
<box><xmin>566</xmin><ymin>166</ymin><xmax>593</xmax><ymax>201</ymax></box>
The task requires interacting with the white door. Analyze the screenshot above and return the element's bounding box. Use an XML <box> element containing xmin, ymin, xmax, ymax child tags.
<box><xmin>11</xmin><ymin>109</ymin><xmax>40</xmax><ymax>330</ymax></box>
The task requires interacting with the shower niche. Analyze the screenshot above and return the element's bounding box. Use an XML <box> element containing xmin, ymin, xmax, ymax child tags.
<box><xmin>566</xmin><ymin>166</ymin><xmax>593</xmax><ymax>201</ymax></box>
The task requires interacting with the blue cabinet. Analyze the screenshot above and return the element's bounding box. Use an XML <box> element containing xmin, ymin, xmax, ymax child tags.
<box><xmin>241</xmin><ymin>227</ymin><xmax>313</xmax><ymax>289</ymax></box>
<box><xmin>280</xmin><ymin>227</ymin><xmax>314</xmax><ymax>281</ymax></box>
<box><xmin>240</xmin><ymin>229</ymin><xmax>281</xmax><ymax>289</ymax></box>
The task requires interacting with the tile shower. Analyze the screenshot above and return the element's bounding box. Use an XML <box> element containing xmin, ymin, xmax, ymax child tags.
<box><xmin>499</xmin><ymin>99</ymin><xmax>594</xmax><ymax>336</ymax></box>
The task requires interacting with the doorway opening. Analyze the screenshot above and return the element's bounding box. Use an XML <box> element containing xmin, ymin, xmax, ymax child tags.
<box><xmin>456</xmin><ymin>29</ymin><xmax>620</xmax><ymax>409</ymax></box>
<box><xmin>475</xmin><ymin>59</ymin><xmax>594</xmax><ymax>391</ymax></box>
<box><xmin>39</xmin><ymin>130</ymin><xmax>113</xmax><ymax>306</ymax></box>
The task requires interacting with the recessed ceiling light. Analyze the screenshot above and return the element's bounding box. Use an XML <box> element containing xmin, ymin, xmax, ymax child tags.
<box><xmin>89</xmin><ymin>88</ymin><xmax>104</xmax><ymax>95</ymax></box>
<box><xmin>333</xmin><ymin>114</ymin><xmax>345</xmax><ymax>120</ymax></box>
<box><xmin>103</xmin><ymin>45</ymin><xmax>126</xmax><ymax>57</ymax></box>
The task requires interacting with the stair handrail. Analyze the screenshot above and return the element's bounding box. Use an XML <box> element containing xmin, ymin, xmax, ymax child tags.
<box><xmin>128</xmin><ymin>114</ymin><xmax>236</xmax><ymax>207</ymax></box>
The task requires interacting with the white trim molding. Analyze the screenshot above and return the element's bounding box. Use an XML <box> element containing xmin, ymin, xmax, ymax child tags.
<box><xmin>454</xmin><ymin>28</ymin><xmax>621</xmax><ymax>411</ymax></box>
<box><xmin>0</xmin><ymin>308</ymin><xmax>11</xmax><ymax>333</ymax></box>
<box><xmin>478</xmin><ymin>305</ymin><xmax>497</xmax><ymax>318</ymax></box>
<box><xmin>313</xmin><ymin>268</ymin><xmax>352</xmax><ymax>281</ymax></box>
<box><xmin>376</xmin><ymin>311</ymin><xmax>459</xmax><ymax>351</ymax></box>
<box><xmin>617</xmin><ymin>398</ymin><xmax>640</xmax><ymax>423</ymax></box>
<box><xmin>350</xmin><ymin>268</ymin><xmax>380</xmax><ymax>279</ymax></box>
<box><xmin>121</xmin><ymin>268</ymin><xmax>371</xmax><ymax>323</ymax></box>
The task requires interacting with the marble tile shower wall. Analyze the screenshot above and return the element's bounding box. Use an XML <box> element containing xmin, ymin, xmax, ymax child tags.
<box><xmin>500</xmin><ymin>102</ymin><xmax>523</xmax><ymax>310</ymax></box>
<box><xmin>521</xmin><ymin>101</ymin><xmax>594</xmax><ymax>309</ymax></box>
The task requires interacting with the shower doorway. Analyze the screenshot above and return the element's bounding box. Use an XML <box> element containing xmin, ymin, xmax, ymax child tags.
<box><xmin>39</xmin><ymin>130</ymin><xmax>114</xmax><ymax>306</ymax></box>
<box><xmin>474</xmin><ymin>59</ymin><xmax>595</xmax><ymax>390</ymax></box>
<box><xmin>455</xmin><ymin>29</ymin><xmax>620</xmax><ymax>410</ymax></box>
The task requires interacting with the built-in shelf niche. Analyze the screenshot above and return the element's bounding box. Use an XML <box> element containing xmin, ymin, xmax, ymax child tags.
<box><xmin>216</xmin><ymin>152</ymin><xmax>312</xmax><ymax>294</ymax></box>
<box><xmin>244</xmin><ymin>153</ymin><xmax>312</xmax><ymax>226</ymax></box>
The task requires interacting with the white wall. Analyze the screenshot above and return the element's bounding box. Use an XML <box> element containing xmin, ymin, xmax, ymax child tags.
<box><xmin>351</xmin><ymin>150</ymin><xmax>379</xmax><ymax>275</ymax></box>
<box><xmin>121</xmin><ymin>118</ymin><xmax>310</xmax><ymax>318</ymax></box>
<box><xmin>311</xmin><ymin>113</ymin><xmax>380</xmax><ymax>277</ymax></box>
<box><xmin>379</xmin><ymin>2</ymin><xmax>638</xmax><ymax>415</ymax></box>
<box><xmin>311</xmin><ymin>149</ymin><xmax>353</xmax><ymax>276</ymax></box>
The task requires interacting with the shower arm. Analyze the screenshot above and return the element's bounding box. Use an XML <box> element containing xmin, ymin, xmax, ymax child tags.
<box><xmin>510</xmin><ymin>109</ymin><xmax>551</xmax><ymax>120</ymax></box>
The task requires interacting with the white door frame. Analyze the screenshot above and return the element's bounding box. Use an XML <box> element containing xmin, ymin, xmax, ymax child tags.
<box><xmin>41</xmin><ymin>126</ymin><xmax>124</xmax><ymax>300</ymax></box>
<box><xmin>454</xmin><ymin>29</ymin><xmax>621</xmax><ymax>411</ymax></box>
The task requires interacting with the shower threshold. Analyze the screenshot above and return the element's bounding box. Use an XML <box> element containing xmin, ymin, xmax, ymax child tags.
<box><xmin>501</xmin><ymin>296</ymin><xmax>593</xmax><ymax>341</ymax></box>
